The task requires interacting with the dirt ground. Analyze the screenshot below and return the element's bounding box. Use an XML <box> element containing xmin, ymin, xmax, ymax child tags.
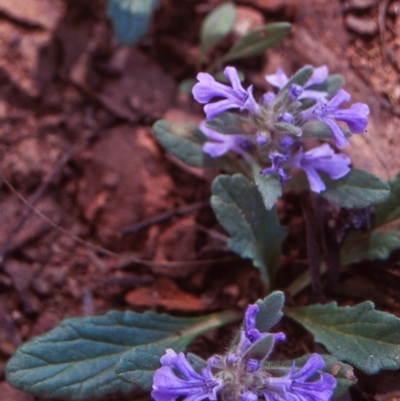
<box><xmin>1</xmin><ymin>0</ymin><xmax>400</xmax><ymax>400</ymax></box>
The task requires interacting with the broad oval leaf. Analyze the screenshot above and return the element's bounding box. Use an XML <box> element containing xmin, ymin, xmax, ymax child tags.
<box><xmin>322</xmin><ymin>169</ymin><xmax>390</xmax><ymax>208</ymax></box>
<box><xmin>153</xmin><ymin>119</ymin><xmax>223</xmax><ymax>168</ymax></box>
<box><xmin>206</xmin><ymin>112</ymin><xmax>247</xmax><ymax>134</ymax></box>
<box><xmin>107</xmin><ymin>0</ymin><xmax>159</xmax><ymax>45</ymax></box>
<box><xmin>341</xmin><ymin>172</ymin><xmax>400</xmax><ymax>265</ymax></box>
<box><xmin>115</xmin><ymin>310</ymin><xmax>240</xmax><ymax>388</ymax></box>
<box><xmin>222</xmin><ymin>22</ymin><xmax>291</xmax><ymax>62</ymax></box>
<box><xmin>200</xmin><ymin>2</ymin><xmax>236</xmax><ymax>54</ymax></box>
<box><xmin>211</xmin><ymin>174</ymin><xmax>287</xmax><ymax>283</ymax></box>
<box><xmin>252</xmin><ymin>165</ymin><xmax>282</xmax><ymax>210</ymax></box>
<box><xmin>5</xmin><ymin>310</ymin><xmax>231</xmax><ymax>400</ymax></box>
<box><xmin>286</xmin><ymin>302</ymin><xmax>400</xmax><ymax>374</ymax></box>
<box><xmin>307</xmin><ymin>74</ymin><xmax>345</xmax><ymax>97</ymax></box>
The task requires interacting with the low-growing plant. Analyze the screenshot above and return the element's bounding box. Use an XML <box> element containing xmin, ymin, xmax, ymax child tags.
<box><xmin>6</xmin><ymin>4</ymin><xmax>400</xmax><ymax>401</ymax></box>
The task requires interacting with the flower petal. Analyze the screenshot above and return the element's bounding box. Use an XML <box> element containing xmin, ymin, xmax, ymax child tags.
<box><xmin>265</xmin><ymin>68</ymin><xmax>289</xmax><ymax>88</ymax></box>
<box><xmin>334</xmin><ymin>103</ymin><xmax>369</xmax><ymax>133</ymax></box>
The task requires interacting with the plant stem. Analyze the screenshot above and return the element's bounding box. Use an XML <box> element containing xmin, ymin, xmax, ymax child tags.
<box><xmin>284</xmin><ymin>264</ymin><xmax>327</xmax><ymax>298</ymax></box>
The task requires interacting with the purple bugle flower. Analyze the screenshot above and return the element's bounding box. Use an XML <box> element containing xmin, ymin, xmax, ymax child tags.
<box><xmin>262</xmin><ymin>354</ymin><xmax>337</xmax><ymax>401</ymax></box>
<box><xmin>151</xmin><ymin>349</ymin><xmax>223</xmax><ymax>401</ymax></box>
<box><xmin>289</xmin><ymin>144</ymin><xmax>351</xmax><ymax>193</ymax></box>
<box><xmin>200</xmin><ymin>121</ymin><xmax>250</xmax><ymax>158</ymax></box>
<box><xmin>192</xmin><ymin>66</ymin><xmax>260</xmax><ymax>120</ymax></box>
<box><xmin>302</xmin><ymin>89</ymin><xmax>369</xmax><ymax>148</ymax></box>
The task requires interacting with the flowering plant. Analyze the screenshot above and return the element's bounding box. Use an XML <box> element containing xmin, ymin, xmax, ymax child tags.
<box><xmin>5</xmin><ymin>6</ymin><xmax>400</xmax><ymax>401</ymax></box>
<box><xmin>152</xmin><ymin>300</ymin><xmax>338</xmax><ymax>401</ymax></box>
<box><xmin>192</xmin><ymin>64</ymin><xmax>371</xmax><ymax>196</ymax></box>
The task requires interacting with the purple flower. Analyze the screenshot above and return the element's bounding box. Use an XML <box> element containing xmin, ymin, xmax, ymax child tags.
<box><xmin>261</xmin><ymin>152</ymin><xmax>291</xmax><ymax>185</ymax></box>
<box><xmin>262</xmin><ymin>354</ymin><xmax>337</xmax><ymax>401</ymax></box>
<box><xmin>289</xmin><ymin>144</ymin><xmax>351</xmax><ymax>193</ymax></box>
<box><xmin>241</xmin><ymin>303</ymin><xmax>285</xmax><ymax>356</ymax></box>
<box><xmin>302</xmin><ymin>89</ymin><xmax>370</xmax><ymax>149</ymax></box>
<box><xmin>151</xmin><ymin>349</ymin><xmax>223</xmax><ymax>401</ymax></box>
<box><xmin>192</xmin><ymin>66</ymin><xmax>260</xmax><ymax>120</ymax></box>
<box><xmin>266</xmin><ymin>65</ymin><xmax>328</xmax><ymax>100</ymax></box>
<box><xmin>200</xmin><ymin>122</ymin><xmax>251</xmax><ymax>157</ymax></box>
<box><xmin>152</xmin><ymin>303</ymin><xmax>337</xmax><ymax>401</ymax></box>
<box><xmin>278</xmin><ymin>112</ymin><xmax>295</xmax><ymax>123</ymax></box>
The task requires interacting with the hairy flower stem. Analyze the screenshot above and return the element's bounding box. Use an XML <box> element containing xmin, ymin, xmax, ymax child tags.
<box><xmin>301</xmin><ymin>192</ymin><xmax>323</xmax><ymax>302</ymax></box>
<box><xmin>284</xmin><ymin>264</ymin><xmax>327</xmax><ymax>298</ymax></box>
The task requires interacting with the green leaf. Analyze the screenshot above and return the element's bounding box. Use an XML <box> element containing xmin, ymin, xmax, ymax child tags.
<box><xmin>153</xmin><ymin>119</ymin><xmax>234</xmax><ymax>169</ymax></box>
<box><xmin>375</xmin><ymin>171</ymin><xmax>400</xmax><ymax>223</ymax></box>
<box><xmin>5</xmin><ymin>310</ymin><xmax>235</xmax><ymax>400</ymax></box>
<box><xmin>222</xmin><ymin>22</ymin><xmax>291</xmax><ymax>62</ymax></box>
<box><xmin>255</xmin><ymin>291</ymin><xmax>285</xmax><ymax>332</ymax></box>
<box><xmin>115</xmin><ymin>310</ymin><xmax>240</xmax><ymax>389</ymax></box>
<box><xmin>179</xmin><ymin>78</ymin><xmax>196</xmax><ymax>94</ymax></box>
<box><xmin>206</xmin><ymin>112</ymin><xmax>247</xmax><ymax>134</ymax></box>
<box><xmin>302</xmin><ymin>120</ymin><xmax>350</xmax><ymax>139</ymax></box>
<box><xmin>306</xmin><ymin>74</ymin><xmax>345</xmax><ymax>97</ymax></box>
<box><xmin>274</xmin><ymin>122</ymin><xmax>303</xmax><ymax>136</ymax></box>
<box><xmin>253</xmin><ymin>165</ymin><xmax>282</xmax><ymax>210</ymax></box>
<box><xmin>341</xmin><ymin>172</ymin><xmax>400</xmax><ymax>264</ymax></box>
<box><xmin>107</xmin><ymin>0</ymin><xmax>159</xmax><ymax>45</ymax></box>
<box><xmin>200</xmin><ymin>2</ymin><xmax>236</xmax><ymax>54</ymax></box>
<box><xmin>286</xmin><ymin>302</ymin><xmax>400</xmax><ymax>374</ymax></box>
<box><xmin>211</xmin><ymin>174</ymin><xmax>288</xmax><ymax>283</ymax></box>
<box><xmin>282</xmin><ymin>65</ymin><xmax>313</xmax><ymax>89</ymax></box>
<box><xmin>321</xmin><ymin>169</ymin><xmax>390</xmax><ymax>208</ymax></box>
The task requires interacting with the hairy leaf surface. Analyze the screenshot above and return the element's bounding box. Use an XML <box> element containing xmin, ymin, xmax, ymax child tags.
<box><xmin>6</xmin><ymin>310</ymin><xmax>235</xmax><ymax>399</ymax></box>
<box><xmin>211</xmin><ymin>174</ymin><xmax>287</xmax><ymax>283</ymax></box>
<box><xmin>286</xmin><ymin>302</ymin><xmax>400</xmax><ymax>374</ymax></box>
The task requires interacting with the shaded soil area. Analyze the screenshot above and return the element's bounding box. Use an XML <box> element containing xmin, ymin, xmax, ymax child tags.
<box><xmin>1</xmin><ymin>0</ymin><xmax>400</xmax><ymax>400</ymax></box>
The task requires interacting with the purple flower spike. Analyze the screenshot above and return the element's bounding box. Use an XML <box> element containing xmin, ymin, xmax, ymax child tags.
<box><xmin>200</xmin><ymin>122</ymin><xmax>250</xmax><ymax>158</ymax></box>
<box><xmin>192</xmin><ymin>67</ymin><xmax>260</xmax><ymax>120</ymax></box>
<box><xmin>302</xmin><ymin>89</ymin><xmax>370</xmax><ymax>148</ymax></box>
<box><xmin>245</xmin><ymin>304</ymin><xmax>259</xmax><ymax>332</ymax></box>
<box><xmin>152</xmin><ymin>349</ymin><xmax>223</xmax><ymax>401</ymax></box>
<box><xmin>266</xmin><ymin>65</ymin><xmax>328</xmax><ymax>100</ymax></box>
<box><xmin>289</xmin><ymin>144</ymin><xmax>351</xmax><ymax>193</ymax></box>
<box><xmin>262</xmin><ymin>354</ymin><xmax>336</xmax><ymax>401</ymax></box>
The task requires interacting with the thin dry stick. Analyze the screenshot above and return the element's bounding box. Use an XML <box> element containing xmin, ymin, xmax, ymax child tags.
<box><xmin>121</xmin><ymin>200</ymin><xmax>210</xmax><ymax>236</ymax></box>
<box><xmin>1</xmin><ymin>175</ymin><xmax>235</xmax><ymax>270</ymax></box>
<box><xmin>0</xmin><ymin>119</ymin><xmax>115</xmax><ymax>262</ymax></box>
<box><xmin>0</xmin><ymin>174</ymin><xmax>117</xmax><ymax>262</ymax></box>
<box><xmin>379</xmin><ymin>0</ymin><xmax>391</xmax><ymax>50</ymax></box>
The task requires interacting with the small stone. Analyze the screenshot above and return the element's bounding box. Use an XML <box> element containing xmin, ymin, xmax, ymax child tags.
<box><xmin>345</xmin><ymin>15</ymin><xmax>378</xmax><ymax>35</ymax></box>
<box><xmin>32</xmin><ymin>276</ymin><xmax>52</xmax><ymax>296</ymax></box>
<box><xmin>252</xmin><ymin>0</ymin><xmax>297</xmax><ymax>13</ymax></box>
<box><xmin>343</xmin><ymin>0</ymin><xmax>377</xmax><ymax>11</ymax></box>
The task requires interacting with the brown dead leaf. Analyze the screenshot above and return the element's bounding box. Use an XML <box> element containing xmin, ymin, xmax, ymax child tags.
<box><xmin>125</xmin><ymin>276</ymin><xmax>208</xmax><ymax>312</ymax></box>
<box><xmin>0</xmin><ymin>0</ymin><xmax>65</xmax><ymax>31</ymax></box>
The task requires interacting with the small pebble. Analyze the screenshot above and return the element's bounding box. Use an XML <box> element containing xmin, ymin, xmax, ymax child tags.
<box><xmin>345</xmin><ymin>15</ymin><xmax>378</xmax><ymax>36</ymax></box>
<box><xmin>343</xmin><ymin>0</ymin><xmax>377</xmax><ymax>11</ymax></box>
